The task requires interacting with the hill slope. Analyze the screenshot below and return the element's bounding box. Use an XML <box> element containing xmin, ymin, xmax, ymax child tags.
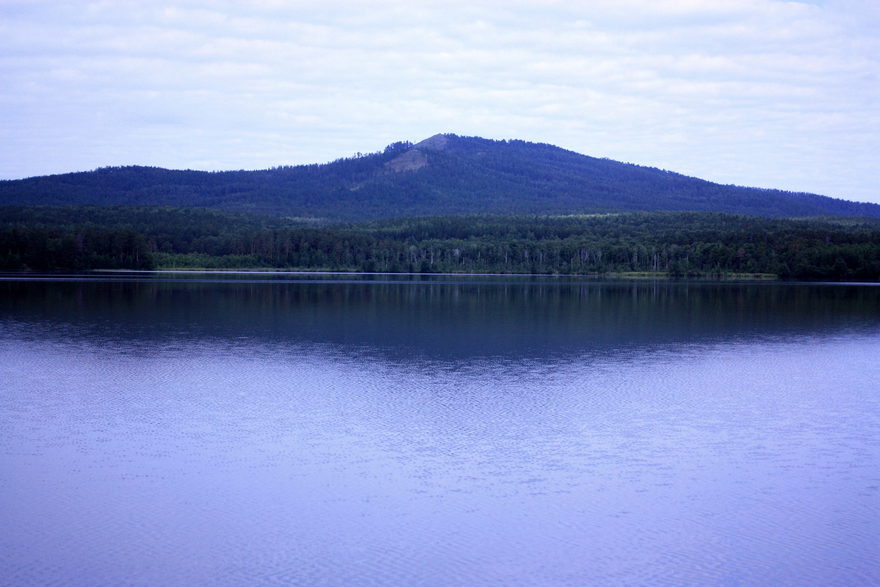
<box><xmin>2</xmin><ymin>134</ymin><xmax>878</xmax><ymax>220</ymax></box>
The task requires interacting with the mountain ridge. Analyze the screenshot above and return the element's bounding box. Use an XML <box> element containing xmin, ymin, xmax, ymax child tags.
<box><xmin>2</xmin><ymin>134</ymin><xmax>878</xmax><ymax>221</ymax></box>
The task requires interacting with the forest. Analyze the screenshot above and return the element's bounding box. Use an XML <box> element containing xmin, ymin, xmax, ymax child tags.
<box><xmin>3</xmin><ymin>135</ymin><xmax>880</xmax><ymax>220</ymax></box>
<box><xmin>2</xmin><ymin>206</ymin><xmax>879</xmax><ymax>280</ymax></box>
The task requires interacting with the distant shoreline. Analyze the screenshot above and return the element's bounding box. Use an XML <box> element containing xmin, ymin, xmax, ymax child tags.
<box><xmin>92</xmin><ymin>268</ymin><xmax>780</xmax><ymax>281</ymax></box>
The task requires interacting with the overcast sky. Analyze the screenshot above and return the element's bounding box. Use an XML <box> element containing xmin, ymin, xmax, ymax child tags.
<box><xmin>1</xmin><ymin>0</ymin><xmax>878</xmax><ymax>203</ymax></box>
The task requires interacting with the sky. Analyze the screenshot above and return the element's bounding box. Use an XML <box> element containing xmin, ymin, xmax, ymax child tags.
<box><xmin>1</xmin><ymin>0</ymin><xmax>878</xmax><ymax>203</ymax></box>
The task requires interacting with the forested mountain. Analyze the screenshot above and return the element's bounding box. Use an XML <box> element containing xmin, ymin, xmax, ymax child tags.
<box><xmin>2</xmin><ymin>134</ymin><xmax>878</xmax><ymax>221</ymax></box>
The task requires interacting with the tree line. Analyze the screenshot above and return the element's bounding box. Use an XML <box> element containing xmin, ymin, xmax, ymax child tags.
<box><xmin>3</xmin><ymin>135</ymin><xmax>879</xmax><ymax>220</ymax></box>
<box><xmin>2</xmin><ymin>206</ymin><xmax>879</xmax><ymax>280</ymax></box>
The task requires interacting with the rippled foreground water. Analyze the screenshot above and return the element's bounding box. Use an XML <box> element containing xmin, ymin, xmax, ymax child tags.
<box><xmin>1</xmin><ymin>274</ymin><xmax>878</xmax><ymax>585</ymax></box>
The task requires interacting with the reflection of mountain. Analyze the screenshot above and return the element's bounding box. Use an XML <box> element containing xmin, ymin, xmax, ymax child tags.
<box><xmin>4</xmin><ymin>277</ymin><xmax>880</xmax><ymax>361</ymax></box>
<box><xmin>3</xmin><ymin>135</ymin><xmax>879</xmax><ymax>220</ymax></box>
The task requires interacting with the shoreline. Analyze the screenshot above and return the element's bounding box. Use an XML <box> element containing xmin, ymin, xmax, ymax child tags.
<box><xmin>92</xmin><ymin>268</ymin><xmax>781</xmax><ymax>280</ymax></box>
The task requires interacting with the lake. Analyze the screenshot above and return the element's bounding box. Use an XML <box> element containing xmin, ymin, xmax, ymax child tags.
<box><xmin>1</xmin><ymin>273</ymin><xmax>878</xmax><ymax>585</ymax></box>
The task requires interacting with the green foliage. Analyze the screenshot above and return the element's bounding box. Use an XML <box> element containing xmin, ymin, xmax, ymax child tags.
<box><xmin>2</xmin><ymin>206</ymin><xmax>878</xmax><ymax>280</ymax></box>
<box><xmin>2</xmin><ymin>135</ymin><xmax>878</xmax><ymax>220</ymax></box>
<box><xmin>0</xmin><ymin>225</ymin><xmax>153</xmax><ymax>271</ymax></box>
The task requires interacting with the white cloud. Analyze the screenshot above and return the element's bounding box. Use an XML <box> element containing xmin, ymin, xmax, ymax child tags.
<box><xmin>0</xmin><ymin>0</ymin><xmax>877</xmax><ymax>203</ymax></box>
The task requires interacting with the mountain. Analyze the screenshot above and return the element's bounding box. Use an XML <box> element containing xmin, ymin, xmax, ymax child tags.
<box><xmin>2</xmin><ymin>134</ymin><xmax>878</xmax><ymax>221</ymax></box>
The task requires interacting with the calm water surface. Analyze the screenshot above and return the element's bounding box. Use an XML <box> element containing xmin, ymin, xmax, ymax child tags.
<box><xmin>1</xmin><ymin>274</ymin><xmax>878</xmax><ymax>585</ymax></box>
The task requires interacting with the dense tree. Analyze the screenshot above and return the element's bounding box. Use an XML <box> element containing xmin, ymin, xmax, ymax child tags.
<box><xmin>2</xmin><ymin>206</ymin><xmax>879</xmax><ymax>280</ymax></box>
<box><xmin>2</xmin><ymin>135</ymin><xmax>879</xmax><ymax>220</ymax></box>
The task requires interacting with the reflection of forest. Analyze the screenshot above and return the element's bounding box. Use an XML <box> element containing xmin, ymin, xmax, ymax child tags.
<box><xmin>2</xmin><ymin>277</ymin><xmax>879</xmax><ymax>359</ymax></box>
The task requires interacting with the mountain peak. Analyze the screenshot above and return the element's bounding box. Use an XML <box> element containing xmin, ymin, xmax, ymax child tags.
<box><xmin>415</xmin><ymin>133</ymin><xmax>454</xmax><ymax>151</ymax></box>
<box><xmin>2</xmin><ymin>134</ymin><xmax>879</xmax><ymax>221</ymax></box>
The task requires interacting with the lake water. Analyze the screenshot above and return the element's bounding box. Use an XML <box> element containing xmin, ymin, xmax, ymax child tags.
<box><xmin>1</xmin><ymin>274</ymin><xmax>878</xmax><ymax>585</ymax></box>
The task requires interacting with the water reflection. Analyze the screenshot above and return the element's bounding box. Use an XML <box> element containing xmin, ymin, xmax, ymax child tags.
<box><xmin>1</xmin><ymin>275</ymin><xmax>878</xmax><ymax>585</ymax></box>
<box><xmin>2</xmin><ymin>275</ymin><xmax>879</xmax><ymax>360</ymax></box>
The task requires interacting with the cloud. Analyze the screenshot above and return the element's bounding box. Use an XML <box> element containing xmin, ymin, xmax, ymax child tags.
<box><xmin>0</xmin><ymin>0</ymin><xmax>877</xmax><ymax>203</ymax></box>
